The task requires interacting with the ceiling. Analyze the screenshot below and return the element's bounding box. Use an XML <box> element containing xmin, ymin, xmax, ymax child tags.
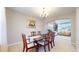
<box><xmin>7</xmin><ymin>7</ymin><xmax>76</xmax><ymax>19</ymax></box>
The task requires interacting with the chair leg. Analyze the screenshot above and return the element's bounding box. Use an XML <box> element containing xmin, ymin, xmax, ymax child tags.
<box><xmin>23</xmin><ymin>45</ymin><xmax>25</xmax><ymax>52</ymax></box>
<box><xmin>48</xmin><ymin>44</ymin><xmax>50</xmax><ymax>51</ymax></box>
<box><xmin>35</xmin><ymin>42</ymin><xmax>39</xmax><ymax>52</ymax></box>
<box><xmin>44</xmin><ymin>46</ymin><xmax>46</xmax><ymax>52</ymax></box>
<box><xmin>53</xmin><ymin>40</ymin><xmax>55</xmax><ymax>46</ymax></box>
<box><xmin>36</xmin><ymin>45</ymin><xmax>39</xmax><ymax>52</ymax></box>
<box><xmin>26</xmin><ymin>49</ymin><xmax>28</xmax><ymax>52</ymax></box>
<box><xmin>51</xmin><ymin>42</ymin><xmax>53</xmax><ymax>48</ymax></box>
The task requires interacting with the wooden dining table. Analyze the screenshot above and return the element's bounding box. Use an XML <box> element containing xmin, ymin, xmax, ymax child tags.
<box><xmin>28</xmin><ymin>35</ymin><xmax>43</xmax><ymax>52</ymax></box>
<box><xmin>29</xmin><ymin>35</ymin><xmax>42</xmax><ymax>40</ymax></box>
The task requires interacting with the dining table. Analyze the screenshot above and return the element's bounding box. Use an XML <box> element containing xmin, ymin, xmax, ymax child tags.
<box><xmin>28</xmin><ymin>35</ymin><xmax>43</xmax><ymax>51</ymax></box>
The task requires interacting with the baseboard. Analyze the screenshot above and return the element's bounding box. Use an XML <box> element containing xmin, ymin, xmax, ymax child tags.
<box><xmin>71</xmin><ymin>42</ymin><xmax>76</xmax><ymax>45</ymax></box>
<box><xmin>0</xmin><ymin>45</ymin><xmax>8</xmax><ymax>52</ymax></box>
<box><xmin>71</xmin><ymin>43</ymin><xmax>79</xmax><ymax>48</ymax></box>
<box><xmin>0</xmin><ymin>45</ymin><xmax>1</xmax><ymax>51</ymax></box>
<box><xmin>8</xmin><ymin>41</ymin><xmax>22</xmax><ymax>47</ymax></box>
<box><xmin>72</xmin><ymin>43</ymin><xmax>79</xmax><ymax>45</ymax></box>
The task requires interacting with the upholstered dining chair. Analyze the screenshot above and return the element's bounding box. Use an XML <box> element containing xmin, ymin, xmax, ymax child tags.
<box><xmin>36</xmin><ymin>34</ymin><xmax>50</xmax><ymax>52</ymax></box>
<box><xmin>52</xmin><ymin>32</ymin><xmax>55</xmax><ymax>46</ymax></box>
<box><xmin>31</xmin><ymin>31</ymin><xmax>36</xmax><ymax>36</ymax></box>
<box><xmin>22</xmin><ymin>34</ymin><xmax>37</xmax><ymax>52</ymax></box>
<box><xmin>48</xmin><ymin>32</ymin><xmax>55</xmax><ymax>48</ymax></box>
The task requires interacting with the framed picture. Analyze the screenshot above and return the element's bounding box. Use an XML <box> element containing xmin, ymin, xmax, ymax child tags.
<box><xmin>27</xmin><ymin>19</ymin><xmax>36</xmax><ymax>28</ymax></box>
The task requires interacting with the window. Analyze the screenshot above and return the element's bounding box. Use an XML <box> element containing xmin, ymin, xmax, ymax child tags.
<box><xmin>55</xmin><ymin>19</ymin><xmax>71</xmax><ymax>36</ymax></box>
<box><xmin>47</xmin><ymin>19</ymin><xmax>71</xmax><ymax>36</ymax></box>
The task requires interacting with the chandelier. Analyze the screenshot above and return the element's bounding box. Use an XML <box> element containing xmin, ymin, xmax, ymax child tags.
<box><xmin>40</xmin><ymin>8</ymin><xmax>48</xmax><ymax>19</ymax></box>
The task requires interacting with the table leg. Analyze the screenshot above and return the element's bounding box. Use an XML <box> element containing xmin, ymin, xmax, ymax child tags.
<box><xmin>35</xmin><ymin>41</ymin><xmax>39</xmax><ymax>52</ymax></box>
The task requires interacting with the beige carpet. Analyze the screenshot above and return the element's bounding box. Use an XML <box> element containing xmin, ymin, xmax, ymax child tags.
<box><xmin>8</xmin><ymin>35</ymin><xmax>76</xmax><ymax>52</ymax></box>
<box><xmin>50</xmin><ymin>36</ymin><xmax>76</xmax><ymax>52</ymax></box>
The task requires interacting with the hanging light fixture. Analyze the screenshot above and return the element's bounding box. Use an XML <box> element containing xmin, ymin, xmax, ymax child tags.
<box><xmin>34</xmin><ymin>7</ymin><xmax>56</xmax><ymax>19</ymax></box>
<box><xmin>40</xmin><ymin>8</ymin><xmax>48</xmax><ymax>19</ymax></box>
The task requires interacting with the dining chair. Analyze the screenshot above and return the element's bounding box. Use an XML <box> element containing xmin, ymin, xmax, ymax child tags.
<box><xmin>52</xmin><ymin>32</ymin><xmax>55</xmax><ymax>46</ymax></box>
<box><xmin>48</xmin><ymin>32</ymin><xmax>55</xmax><ymax>48</ymax></box>
<box><xmin>37</xmin><ymin>31</ymin><xmax>41</xmax><ymax>35</ymax></box>
<box><xmin>22</xmin><ymin>34</ymin><xmax>37</xmax><ymax>52</ymax></box>
<box><xmin>36</xmin><ymin>34</ymin><xmax>50</xmax><ymax>52</ymax></box>
<box><xmin>31</xmin><ymin>31</ymin><xmax>36</xmax><ymax>36</ymax></box>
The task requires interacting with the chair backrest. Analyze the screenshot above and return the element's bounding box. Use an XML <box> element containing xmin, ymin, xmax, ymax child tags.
<box><xmin>51</xmin><ymin>32</ymin><xmax>55</xmax><ymax>41</ymax></box>
<box><xmin>37</xmin><ymin>31</ymin><xmax>41</xmax><ymax>35</ymax></box>
<box><xmin>52</xmin><ymin>32</ymin><xmax>55</xmax><ymax>36</ymax></box>
<box><xmin>31</xmin><ymin>31</ymin><xmax>36</xmax><ymax>36</ymax></box>
<box><xmin>22</xmin><ymin>34</ymin><xmax>28</xmax><ymax>48</ymax></box>
<box><xmin>45</xmin><ymin>34</ymin><xmax>50</xmax><ymax>41</ymax></box>
<box><xmin>48</xmin><ymin>32</ymin><xmax>55</xmax><ymax>41</ymax></box>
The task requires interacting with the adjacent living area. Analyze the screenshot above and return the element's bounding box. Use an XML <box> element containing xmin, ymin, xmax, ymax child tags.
<box><xmin>0</xmin><ymin>7</ymin><xmax>79</xmax><ymax>52</ymax></box>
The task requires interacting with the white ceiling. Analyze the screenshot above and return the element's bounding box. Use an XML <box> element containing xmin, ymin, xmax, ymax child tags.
<box><xmin>7</xmin><ymin>7</ymin><xmax>76</xmax><ymax>19</ymax></box>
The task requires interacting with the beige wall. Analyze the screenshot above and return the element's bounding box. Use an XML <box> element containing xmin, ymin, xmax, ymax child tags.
<box><xmin>76</xmin><ymin>8</ymin><xmax>79</xmax><ymax>44</ymax></box>
<box><xmin>6</xmin><ymin>8</ymin><xmax>44</xmax><ymax>45</ymax></box>
<box><xmin>0</xmin><ymin>7</ymin><xmax>8</xmax><ymax>51</ymax></box>
<box><xmin>76</xmin><ymin>8</ymin><xmax>79</xmax><ymax>51</ymax></box>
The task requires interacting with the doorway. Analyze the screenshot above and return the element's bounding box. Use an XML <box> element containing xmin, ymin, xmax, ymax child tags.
<box><xmin>47</xmin><ymin>19</ymin><xmax>73</xmax><ymax>51</ymax></box>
